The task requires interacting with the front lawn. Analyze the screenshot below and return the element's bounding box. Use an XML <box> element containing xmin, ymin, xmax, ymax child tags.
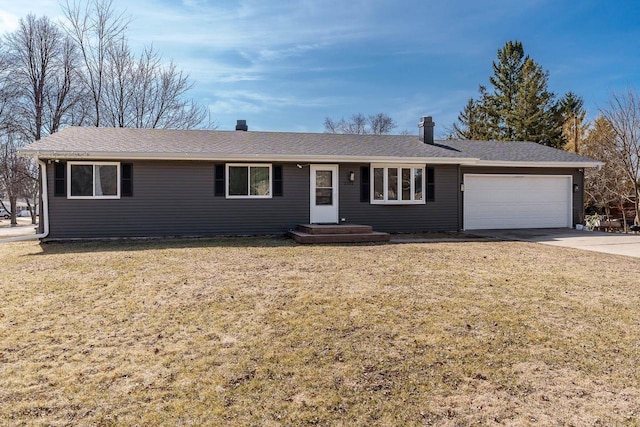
<box><xmin>1</xmin><ymin>238</ymin><xmax>639</xmax><ymax>425</ymax></box>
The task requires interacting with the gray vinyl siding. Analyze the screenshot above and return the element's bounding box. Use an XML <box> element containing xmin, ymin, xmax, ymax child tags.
<box><xmin>460</xmin><ymin>166</ymin><xmax>584</xmax><ymax>227</ymax></box>
<box><xmin>45</xmin><ymin>160</ymin><xmax>461</xmax><ymax>238</ymax></box>
<box><xmin>43</xmin><ymin>160</ymin><xmax>585</xmax><ymax>239</ymax></box>
<box><xmin>339</xmin><ymin>164</ymin><xmax>460</xmax><ymax>233</ymax></box>
<box><xmin>46</xmin><ymin>160</ymin><xmax>310</xmax><ymax>238</ymax></box>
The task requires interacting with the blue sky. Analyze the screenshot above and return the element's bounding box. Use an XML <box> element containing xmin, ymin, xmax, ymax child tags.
<box><xmin>1</xmin><ymin>0</ymin><xmax>639</xmax><ymax>136</ymax></box>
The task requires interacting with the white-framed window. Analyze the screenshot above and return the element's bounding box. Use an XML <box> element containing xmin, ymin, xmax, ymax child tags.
<box><xmin>226</xmin><ymin>163</ymin><xmax>272</xmax><ymax>198</ymax></box>
<box><xmin>67</xmin><ymin>161</ymin><xmax>120</xmax><ymax>199</ymax></box>
<box><xmin>370</xmin><ymin>164</ymin><xmax>425</xmax><ymax>204</ymax></box>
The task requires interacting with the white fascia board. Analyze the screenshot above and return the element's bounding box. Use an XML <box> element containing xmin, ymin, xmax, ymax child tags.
<box><xmin>20</xmin><ymin>149</ymin><xmax>602</xmax><ymax>168</ymax></box>
<box><xmin>19</xmin><ymin>150</ymin><xmax>478</xmax><ymax>165</ymax></box>
<box><xmin>462</xmin><ymin>160</ymin><xmax>603</xmax><ymax>168</ymax></box>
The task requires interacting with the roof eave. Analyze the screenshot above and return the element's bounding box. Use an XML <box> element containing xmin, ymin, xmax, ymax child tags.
<box><xmin>18</xmin><ymin>150</ymin><xmax>476</xmax><ymax>164</ymax></box>
<box><xmin>18</xmin><ymin>150</ymin><xmax>602</xmax><ymax>168</ymax></box>
<box><xmin>466</xmin><ymin>160</ymin><xmax>603</xmax><ymax>168</ymax></box>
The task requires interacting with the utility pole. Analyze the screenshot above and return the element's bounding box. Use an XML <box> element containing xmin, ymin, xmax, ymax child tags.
<box><xmin>574</xmin><ymin>115</ymin><xmax>579</xmax><ymax>154</ymax></box>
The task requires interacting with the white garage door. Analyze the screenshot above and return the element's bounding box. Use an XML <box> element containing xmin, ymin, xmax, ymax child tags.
<box><xmin>463</xmin><ymin>174</ymin><xmax>572</xmax><ymax>230</ymax></box>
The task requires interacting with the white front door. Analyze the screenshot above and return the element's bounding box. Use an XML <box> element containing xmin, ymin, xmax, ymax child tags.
<box><xmin>310</xmin><ymin>164</ymin><xmax>339</xmax><ymax>224</ymax></box>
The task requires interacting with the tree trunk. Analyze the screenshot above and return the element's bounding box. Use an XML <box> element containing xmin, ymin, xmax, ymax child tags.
<box><xmin>619</xmin><ymin>198</ymin><xmax>627</xmax><ymax>233</ymax></box>
<box><xmin>26</xmin><ymin>198</ymin><xmax>36</xmax><ymax>225</ymax></box>
<box><xmin>9</xmin><ymin>195</ymin><xmax>17</xmax><ymax>226</ymax></box>
<box><xmin>635</xmin><ymin>188</ymin><xmax>640</xmax><ymax>226</ymax></box>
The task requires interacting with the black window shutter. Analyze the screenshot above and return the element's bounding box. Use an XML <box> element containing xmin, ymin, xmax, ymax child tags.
<box><xmin>214</xmin><ymin>164</ymin><xmax>225</xmax><ymax>196</ymax></box>
<box><xmin>121</xmin><ymin>163</ymin><xmax>133</xmax><ymax>197</ymax></box>
<box><xmin>426</xmin><ymin>166</ymin><xmax>435</xmax><ymax>202</ymax></box>
<box><xmin>360</xmin><ymin>166</ymin><xmax>370</xmax><ymax>202</ymax></box>
<box><xmin>54</xmin><ymin>162</ymin><xmax>66</xmax><ymax>197</ymax></box>
<box><xmin>273</xmin><ymin>165</ymin><xmax>283</xmax><ymax>197</ymax></box>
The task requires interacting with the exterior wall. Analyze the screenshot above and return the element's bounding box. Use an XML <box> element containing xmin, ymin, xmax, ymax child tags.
<box><xmin>46</xmin><ymin>160</ymin><xmax>310</xmax><ymax>238</ymax></box>
<box><xmin>460</xmin><ymin>166</ymin><xmax>585</xmax><ymax>227</ymax></box>
<box><xmin>339</xmin><ymin>164</ymin><xmax>460</xmax><ymax>232</ymax></box>
<box><xmin>44</xmin><ymin>160</ymin><xmax>461</xmax><ymax>238</ymax></box>
<box><xmin>43</xmin><ymin>159</ymin><xmax>585</xmax><ymax>239</ymax></box>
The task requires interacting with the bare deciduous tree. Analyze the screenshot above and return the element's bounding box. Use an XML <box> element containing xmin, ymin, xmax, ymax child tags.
<box><xmin>102</xmin><ymin>35</ymin><xmax>135</xmax><ymax>127</ymax></box>
<box><xmin>0</xmin><ymin>42</ymin><xmax>26</xmax><ymax>225</ymax></box>
<box><xmin>0</xmin><ymin>128</ymin><xmax>32</xmax><ymax>225</ymax></box>
<box><xmin>5</xmin><ymin>14</ymin><xmax>58</xmax><ymax>141</ymax></box>
<box><xmin>5</xmin><ymin>14</ymin><xmax>84</xmax><ymax>141</ymax></box>
<box><xmin>582</xmin><ymin>117</ymin><xmax>634</xmax><ymax>230</ymax></box>
<box><xmin>601</xmin><ymin>90</ymin><xmax>640</xmax><ymax>225</ymax></box>
<box><xmin>2</xmin><ymin>14</ymin><xmax>85</xmax><ymax>225</ymax></box>
<box><xmin>102</xmin><ymin>43</ymin><xmax>206</xmax><ymax>129</ymax></box>
<box><xmin>61</xmin><ymin>0</ymin><xmax>129</xmax><ymax>127</ymax></box>
<box><xmin>324</xmin><ymin>113</ymin><xmax>396</xmax><ymax>135</ymax></box>
<box><xmin>44</xmin><ymin>35</ymin><xmax>87</xmax><ymax>133</ymax></box>
<box><xmin>0</xmin><ymin>43</ymin><xmax>16</xmax><ymax>121</ymax></box>
<box><xmin>368</xmin><ymin>112</ymin><xmax>397</xmax><ymax>135</ymax></box>
<box><xmin>63</xmin><ymin>0</ymin><xmax>206</xmax><ymax>129</ymax></box>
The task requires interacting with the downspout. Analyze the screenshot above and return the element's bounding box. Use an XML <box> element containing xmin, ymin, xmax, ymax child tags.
<box><xmin>2</xmin><ymin>158</ymin><xmax>49</xmax><ymax>242</ymax></box>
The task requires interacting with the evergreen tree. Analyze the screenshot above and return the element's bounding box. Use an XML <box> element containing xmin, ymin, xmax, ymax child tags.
<box><xmin>451</xmin><ymin>87</ymin><xmax>491</xmax><ymax>140</ymax></box>
<box><xmin>453</xmin><ymin>40</ymin><xmax>569</xmax><ymax>147</ymax></box>
<box><xmin>488</xmin><ymin>41</ymin><xmax>526</xmax><ymax>140</ymax></box>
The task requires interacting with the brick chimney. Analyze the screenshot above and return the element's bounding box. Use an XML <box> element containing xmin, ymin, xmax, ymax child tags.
<box><xmin>235</xmin><ymin>119</ymin><xmax>248</xmax><ymax>131</ymax></box>
<box><xmin>419</xmin><ymin>116</ymin><xmax>434</xmax><ymax>144</ymax></box>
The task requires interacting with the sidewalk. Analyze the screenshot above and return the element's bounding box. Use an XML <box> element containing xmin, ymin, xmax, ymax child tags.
<box><xmin>0</xmin><ymin>218</ymin><xmax>38</xmax><ymax>239</ymax></box>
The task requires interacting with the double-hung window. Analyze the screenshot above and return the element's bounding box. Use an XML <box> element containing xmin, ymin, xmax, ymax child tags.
<box><xmin>371</xmin><ymin>164</ymin><xmax>425</xmax><ymax>204</ymax></box>
<box><xmin>226</xmin><ymin>164</ymin><xmax>272</xmax><ymax>198</ymax></box>
<box><xmin>67</xmin><ymin>162</ymin><xmax>120</xmax><ymax>199</ymax></box>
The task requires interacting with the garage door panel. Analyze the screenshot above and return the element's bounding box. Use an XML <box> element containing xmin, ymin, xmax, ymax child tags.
<box><xmin>464</xmin><ymin>174</ymin><xmax>572</xmax><ymax>230</ymax></box>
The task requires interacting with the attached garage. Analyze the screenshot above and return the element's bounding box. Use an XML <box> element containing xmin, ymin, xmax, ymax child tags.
<box><xmin>463</xmin><ymin>174</ymin><xmax>573</xmax><ymax>230</ymax></box>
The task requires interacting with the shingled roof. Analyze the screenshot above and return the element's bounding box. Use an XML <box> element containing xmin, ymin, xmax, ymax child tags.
<box><xmin>19</xmin><ymin>126</ymin><xmax>600</xmax><ymax>167</ymax></box>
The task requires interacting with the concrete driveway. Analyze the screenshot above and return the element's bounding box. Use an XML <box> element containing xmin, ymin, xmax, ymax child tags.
<box><xmin>469</xmin><ymin>228</ymin><xmax>640</xmax><ymax>259</ymax></box>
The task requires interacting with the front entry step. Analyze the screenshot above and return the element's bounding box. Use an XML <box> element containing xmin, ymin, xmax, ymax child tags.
<box><xmin>289</xmin><ymin>224</ymin><xmax>390</xmax><ymax>244</ymax></box>
<box><xmin>297</xmin><ymin>224</ymin><xmax>373</xmax><ymax>235</ymax></box>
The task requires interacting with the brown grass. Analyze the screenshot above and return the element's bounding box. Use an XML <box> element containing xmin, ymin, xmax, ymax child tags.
<box><xmin>1</xmin><ymin>238</ymin><xmax>639</xmax><ymax>426</ymax></box>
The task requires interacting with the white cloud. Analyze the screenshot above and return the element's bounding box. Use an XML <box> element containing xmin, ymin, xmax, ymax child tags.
<box><xmin>0</xmin><ymin>10</ymin><xmax>20</xmax><ymax>33</ymax></box>
<box><xmin>0</xmin><ymin>0</ymin><xmax>63</xmax><ymax>34</ymax></box>
<box><xmin>118</xmin><ymin>0</ymin><xmax>385</xmax><ymax>67</ymax></box>
<box><xmin>207</xmin><ymin>89</ymin><xmax>351</xmax><ymax>114</ymax></box>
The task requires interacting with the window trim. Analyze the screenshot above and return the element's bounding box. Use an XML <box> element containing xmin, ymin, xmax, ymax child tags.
<box><xmin>370</xmin><ymin>163</ymin><xmax>426</xmax><ymax>205</ymax></box>
<box><xmin>67</xmin><ymin>161</ymin><xmax>121</xmax><ymax>199</ymax></box>
<box><xmin>225</xmin><ymin>163</ymin><xmax>273</xmax><ymax>199</ymax></box>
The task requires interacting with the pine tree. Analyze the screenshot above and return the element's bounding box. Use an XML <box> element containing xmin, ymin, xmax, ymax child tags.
<box><xmin>451</xmin><ymin>87</ymin><xmax>492</xmax><ymax>140</ymax></box>
<box><xmin>488</xmin><ymin>41</ymin><xmax>526</xmax><ymax>140</ymax></box>
<box><xmin>453</xmin><ymin>40</ymin><xmax>569</xmax><ymax>147</ymax></box>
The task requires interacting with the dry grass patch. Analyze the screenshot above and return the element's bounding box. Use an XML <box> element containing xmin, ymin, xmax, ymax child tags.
<box><xmin>1</xmin><ymin>238</ymin><xmax>639</xmax><ymax>425</ymax></box>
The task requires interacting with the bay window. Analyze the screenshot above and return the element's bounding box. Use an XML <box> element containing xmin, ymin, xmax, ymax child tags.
<box><xmin>371</xmin><ymin>164</ymin><xmax>425</xmax><ymax>204</ymax></box>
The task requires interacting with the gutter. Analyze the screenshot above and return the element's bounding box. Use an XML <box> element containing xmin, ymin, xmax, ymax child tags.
<box><xmin>18</xmin><ymin>150</ymin><xmax>603</xmax><ymax>169</ymax></box>
<box><xmin>1</xmin><ymin>159</ymin><xmax>49</xmax><ymax>242</ymax></box>
<box><xmin>462</xmin><ymin>160</ymin><xmax>604</xmax><ymax>169</ymax></box>
<box><xmin>18</xmin><ymin>149</ymin><xmax>477</xmax><ymax>165</ymax></box>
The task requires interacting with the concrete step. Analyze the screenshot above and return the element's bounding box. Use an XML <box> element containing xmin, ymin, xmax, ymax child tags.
<box><xmin>296</xmin><ymin>224</ymin><xmax>374</xmax><ymax>235</ymax></box>
<box><xmin>289</xmin><ymin>230</ymin><xmax>390</xmax><ymax>244</ymax></box>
